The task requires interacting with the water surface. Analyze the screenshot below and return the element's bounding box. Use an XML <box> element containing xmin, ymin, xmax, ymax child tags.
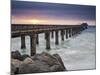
<box><xmin>11</xmin><ymin>26</ymin><xmax>96</xmax><ymax>71</ymax></box>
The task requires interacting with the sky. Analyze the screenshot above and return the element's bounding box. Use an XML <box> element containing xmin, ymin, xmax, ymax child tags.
<box><xmin>11</xmin><ymin>0</ymin><xmax>96</xmax><ymax>25</ymax></box>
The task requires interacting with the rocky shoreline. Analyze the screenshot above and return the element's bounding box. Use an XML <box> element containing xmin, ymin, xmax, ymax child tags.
<box><xmin>11</xmin><ymin>51</ymin><xmax>66</xmax><ymax>75</ymax></box>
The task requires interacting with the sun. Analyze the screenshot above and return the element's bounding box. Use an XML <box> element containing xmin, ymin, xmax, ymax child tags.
<box><xmin>30</xmin><ymin>19</ymin><xmax>40</xmax><ymax>24</ymax></box>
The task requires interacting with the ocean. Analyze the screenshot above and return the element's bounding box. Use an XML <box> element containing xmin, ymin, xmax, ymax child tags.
<box><xmin>11</xmin><ymin>26</ymin><xmax>96</xmax><ymax>71</ymax></box>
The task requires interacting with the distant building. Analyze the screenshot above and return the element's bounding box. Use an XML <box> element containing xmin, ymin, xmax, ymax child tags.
<box><xmin>81</xmin><ymin>23</ymin><xmax>88</xmax><ymax>30</ymax></box>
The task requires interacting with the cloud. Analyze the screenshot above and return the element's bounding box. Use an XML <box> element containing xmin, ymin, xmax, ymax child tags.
<box><xmin>11</xmin><ymin>0</ymin><xmax>96</xmax><ymax>25</ymax></box>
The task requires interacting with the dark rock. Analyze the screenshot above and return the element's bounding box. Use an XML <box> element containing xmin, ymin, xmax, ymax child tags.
<box><xmin>50</xmin><ymin>65</ymin><xmax>65</xmax><ymax>72</ymax></box>
<box><xmin>11</xmin><ymin>63</ymin><xmax>19</xmax><ymax>75</ymax></box>
<box><xmin>31</xmin><ymin>52</ymin><xmax>66</xmax><ymax>70</ymax></box>
<box><xmin>11</xmin><ymin>59</ymin><xmax>22</xmax><ymax>68</ymax></box>
<box><xmin>18</xmin><ymin>63</ymin><xmax>38</xmax><ymax>74</ymax></box>
<box><xmin>31</xmin><ymin>53</ymin><xmax>58</xmax><ymax>66</ymax></box>
<box><xmin>11</xmin><ymin>51</ymin><xmax>22</xmax><ymax>60</ymax></box>
<box><xmin>11</xmin><ymin>63</ymin><xmax>16</xmax><ymax>74</ymax></box>
<box><xmin>18</xmin><ymin>60</ymin><xmax>51</xmax><ymax>74</ymax></box>
<box><xmin>11</xmin><ymin>51</ymin><xmax>67</xmax><ymax>74</ymax></box>
<box><xmin>20</xmin><ymin>54</ymin><xmax>30</xmax><ymax>61</ymax></box>
<box><xmin>30</xmin><ymin>54</ymin><xmax>42</xmax><ymax>60</ymax></box>
<box><xmin>23</xmin><ymin>57</ymin><xmax>34</xmax><ymax>64</ymax></box>
<box><xmin>53</xmin><ymin>54</ymin><xmax>66</xmax><ymax>70</ymax></box>
<box><xmin>11</xmin><ymin>72</ymin><xmax>15</xmax><ymax>75</ymax></box>
<box><xmin>11</xmin><ymin>51</ymin><xmax>30</xmax><ymax>61</ymax></box>
<box><xmin>34</xmin><ymin>60</ymin><xmax>51</xmax><ymax>72</ymax></box>
<box><xmin>41</xmin><ymin>52</ymin><xmax>59</xmax><ymax>66</ymax></box>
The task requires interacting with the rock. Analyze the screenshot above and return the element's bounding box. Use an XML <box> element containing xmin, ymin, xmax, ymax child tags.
<box><xmin>41</xmin><ymin>52</ymin><xmax>59</xmax><ymax>66</ymax></box>
<box><xmin>11</xmin><ymin>51</ymin><xmax>67</xmax><ymax>74</ymax></box>
<box><xmin>31</xmin><ymin>53</ymin><xmax>58</xmax><ymax>66</ymax></box>
<box><xmin>11</xmin><ymin>59</ymin><xmax>22</xmax><ymax>74</ymax></box>
<box><xmin>53</xmin><ymin>54</ymin><xmax>66</xmax><ymax>70</ymax></box>
<box><xmin>50</xmin><ymin>65</ymin><xmax>64</xmax><ymax>72</ymax></box>
<box><xmin>30</xmin><ymin>54</ymin><xmax>42</xmax><ymax>60</ymax></box>
<box><xmin>11</xmin><ymin>63</ymin><xmax>16</xmax><ymax>74</ymax></box>
<box><xmin>11</xmin><ymin>63</ymin><xmax>19</xmax><ymax>75</ymax></box>
<box><xmin>18</xmin><ymin>63</ymin><xmax>38</xmax><ymax>74</ymax></box>
<box><xmin>18</xmin><ymin>60</ymin><xmax>51</xmax><ymax>74</ymax></box>
<box><xmin>11</xmin><ymin>72</ymin><xmax>15</xmax><ymax>75</ymax></box>
<box><xmin>31</xmin><ymin>52</ymin><xmax>66</xmax><ymax>69</ymax></box>
<box><xmin>34</xmin><ymin>60</ymin><xmax>51</xmax><ymax>72</ymax></box>
<box><xmin>11</xmin><ymin>51</ymin><xmax>30</xmax><ymax>61</ymax></box>
<box><xmin>20</xmin><ymin>54</ymin><xmax>30</xmax><ymax>61</ymax></box>
<box><xmin>11</xmin><ymin>59</ymin><xmax>23</xmax><ymax>68</ymax></box>
<box><xmin>23</xmin><ymin>57</ymin><xmax>34</xmax><ymax>64</ymax></box>
<box><xmin>11</xmin><ymin>51</ymin><xmax>22</xmax><ymax>60</ymax></box>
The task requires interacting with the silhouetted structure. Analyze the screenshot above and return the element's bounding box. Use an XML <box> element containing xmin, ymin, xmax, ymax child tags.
<box><xmin>81</xmin><ymin>23</ymin><xmax>88</xmax><ymax>30</ymax></box>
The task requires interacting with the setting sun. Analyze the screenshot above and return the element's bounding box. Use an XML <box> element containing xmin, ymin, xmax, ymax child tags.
<box><xmin>30</xmin><ymin>19</ymin><xmax>40</xmax><ymax>24</ymax></box>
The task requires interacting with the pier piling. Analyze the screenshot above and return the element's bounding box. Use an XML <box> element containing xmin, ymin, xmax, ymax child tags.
<box><xmin>55</xmin><ymin>31</ymin><xmax>59</xmax><ymax>45</ymax></box>
<box><xmin>66</xmin><ymin>29</ymin><xmax>68</xmax><ymax>39</ymax></box>
<box><xmin>21</xmin><ymin>35</ymin><xmax>26</xmax><ymax>49</ymax></box>
<box><xmin>30</xmin><ymin>33</ymin><xmax>36</xmax><ymax>56</ymax></box>
<box><xmin>51</xmin><ymin>31</ymin><xmax>54</xmax><ymax>38</ymax></box>
<box><xmin>36</xmin><ymin>34</ymin><xmax>39</xmax><ymax>44</ymax></box>
<box><xmin>45</xmin><ymin>32</ymin><xmax>51</xmax><ymax>50</ymax></box>
<box><xmin>69</xmin><ymin>28</ymin><xmax>72</xmax><ymax>37</ymax></box>
<box><xmin>61</xmin><ymin>30</ymin><xmax>64</xmax><ymax>41</ymax></box>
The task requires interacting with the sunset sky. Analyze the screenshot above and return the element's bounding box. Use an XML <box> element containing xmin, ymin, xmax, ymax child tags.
<box><xmin>11</xmin><ymin>0</ymin><xmax>96</xmax><ymax>25</ymax></box>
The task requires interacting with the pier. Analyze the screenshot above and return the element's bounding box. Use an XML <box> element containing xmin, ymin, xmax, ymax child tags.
<box><xmin>11</xmin><ymin>23</ymin><xmax>88</xmax><ymax>56</ymax></box>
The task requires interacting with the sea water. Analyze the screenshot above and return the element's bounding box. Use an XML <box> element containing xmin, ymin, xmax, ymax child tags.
<box><xmin>11</xmin><ymin>26</ymin><xmax>96</xmax><ymax>71</ymax></box>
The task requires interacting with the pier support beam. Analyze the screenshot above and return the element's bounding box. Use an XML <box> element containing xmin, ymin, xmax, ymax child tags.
<box><xmin>51</xmin><ymin>31</ymin><xmax>54</xmax><ymax>38</ymax></box>
<box><xmin>61</xmin><ymin>30</ymin><xmax>64</xmax><ymax>41</ymax></box>
<box><xmin>66</xmin><ymin>29</ymin><xmax>68</xmax><ymax>39</ymax></box>
<box><xmin>21</xmin><ymin>35</ymin><xmax>26</xmax><ymax>49</ymax></box>
<box><xmin>36</xmin><ymin>34</ymin><xmax>39</xmax><ymax>44</ymax></box>
<box><xmin>55</xmin><ymin>31</ymin><xmax>59</xmax><ymax>45</ymax></box>
<box><xmin>76</xmin><ymin>28</ymin><xmax>79</xmax><ymax>34</ymax></box>
<box><xmin>75</xmin><ymin>28</ymin><xmax>78</xmax><ymax>34</ymax></box>
<box><xmin>45</xmin><ymin>32</ymin><xmax>51</xmax><ymax>50</ymax></box>
<box><xmin>63</xmin><ymin>30</ymin><xmax>65</xmax><ymax>35</ymax></box>
<box><xmin>30</xmin><ymin>33</ymin><xmax>36</xmax><ymax>56</ymax></box>
<box><xmin>72</xmin><ymin>28</ymin><xmax>74</xmax><ymax>36</ymax></box>
<box><xmin>69</xmin><ymin>28</ymin><xmax>72</xmax><ymax>37</ymax></box>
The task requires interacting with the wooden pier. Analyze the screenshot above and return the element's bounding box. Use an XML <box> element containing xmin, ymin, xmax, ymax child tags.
<box><xmin>11</xmin><ymin>23</ymin><xmax>88</xmax><ymax>56</ymax></box>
